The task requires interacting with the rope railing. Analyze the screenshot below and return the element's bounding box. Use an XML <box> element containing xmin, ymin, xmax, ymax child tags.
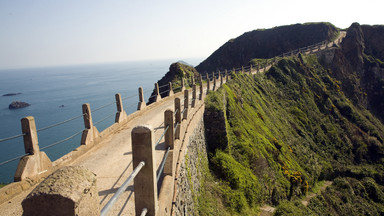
<box><xmin>100</xmin><ymin>161</ymin><xmax>146</xmax><ymax>216</ymax></box>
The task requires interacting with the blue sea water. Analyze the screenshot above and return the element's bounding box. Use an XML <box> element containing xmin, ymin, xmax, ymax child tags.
<box><xmin>0</xmin><ymin>58</ymin><xmax>202</xmax><ymax>183</ymax></box>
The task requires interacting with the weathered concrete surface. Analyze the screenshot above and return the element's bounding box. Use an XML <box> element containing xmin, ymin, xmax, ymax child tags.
<box><xmin>22</xmin><ymin>166</ymin><xmax>98</xmax><ymax>216</ymax></box>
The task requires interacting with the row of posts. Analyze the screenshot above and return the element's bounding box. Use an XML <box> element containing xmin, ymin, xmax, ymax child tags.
<box><xmin>16</xmin><ymin>34</ymin><xmax>345</xmax><ymax>181</ymax></box>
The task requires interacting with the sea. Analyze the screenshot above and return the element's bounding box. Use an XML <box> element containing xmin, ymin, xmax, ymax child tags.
<box><xmin>0</xmin><ymin>58</ymin><xmax>203</xmax><ymax>183</ymax></box>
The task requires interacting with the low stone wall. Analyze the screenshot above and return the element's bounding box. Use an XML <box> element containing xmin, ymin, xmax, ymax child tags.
<box><xmin>174</xmin><ymin>118</ymin><xmax>208</xmax><ymax>215</ymax></box>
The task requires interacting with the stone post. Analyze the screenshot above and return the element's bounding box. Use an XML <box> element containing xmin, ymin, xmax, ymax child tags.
<box><xmin>199</xmin><ymin>74</ymin><xmax>203</xmax><ymax>100</ymax></box>
<box><xmin>22</xmin><ymin>166</ymin><xmax>98</xmax><ymax>216</ymax></box>
<box><xmin>81</xmin><ymin>103</ymin><xmax>99</xmax><ymax>145</ymax></box>
<box><xmin>206</xmin><ymin>73</ymin><xmax>210</xmax><ymax>94</ymax></box>
<box><xmin>183</xmin><ymin>89</ymin><xmax>189</xmax><ymax>120</ymax></box>
<box><xmin>181</xmin><ymin>78</ymin><xmax>185</xmax><ymax>92</ymax></box>
<box><xmin>154</xmin><ymin>83</ymin><xmax>161</xmax><ymax>102</ymax></box>
<box><xmin>264</xmin><ymin>60</ymin><xmax>267</xmax><ymax>71</ymax></box>
<box><xmin>250</xmin><ymin>65</ymin><xmax>253</xmax><ymax>75</ymax></box>
<box><xmin>163</xmin><ymin>109</ymin><xmax>174</xmax><ymax>176</ymax></box>
<box><xmin>132</xmin><ymin>125</ymin><xmax>158</xmax><ymax>216</ymax></box>
<box><xmin>14</xmin><ymin>117</ymin><xmax>52</xmax><ymax>182</ymax></box>
<box><xmin>220</xmin><ymin>74</ymin><xmax>223</xmax><ymax>86</ymax></box>
<box><xmin>225</xmin><ymin>70</ymin><xmax>229</xmax><ymax>82</ymax></box>
<box><xmin>168</xmin><ymin>82</ymin><xmax>174</xmax><ymax>97</ymax></box>
<box><xmin>115</xmin><ymin>93</ymin><xmax>127</xmax><ymax>123</ymax></box>
<box><xmin>212</xmin><ymin>72</ymin><xmax>216</xmax><ymax>91</ymax></box>
<box><xmin>137</xmin><ymin>87</ymin><xmax>146</xmax><ymax>110</ymax></box>
<box><xmin>191</xmin><ymin>85</ymin><xmax>196</xmax><ymax>108</ymax></box>
<box><xmin>174</xmin><ymin>98</ymin><xmax>181</xmax><ymax>139</ymax></box>
<box><xmin>257</xmin><ymin>64</ymin><xmax>260</xmax><ymax>73</ymax></box>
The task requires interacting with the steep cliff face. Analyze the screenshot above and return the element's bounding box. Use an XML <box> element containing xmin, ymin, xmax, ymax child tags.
<box><xmin>321</xmin><ymin>23</ymin><xmax>384</xmax><ymax>121</ymax></box>
<box><xmin>147</xmin><ymin>62</ymin><xmax>199</xmax><ymax>104</ymax></box>
<box><xmin>200</xmin><ymin>54</ymin><xmax>384</xmax><ymax>215</ymax></box>
<box><xmin>195</xmin><ymin>22</ymin><xmax>339</xmax><ymax>73</ymax></box>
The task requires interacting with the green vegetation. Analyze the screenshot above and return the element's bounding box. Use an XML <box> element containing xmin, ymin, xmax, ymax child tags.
<box><xmin>199</xmin><ymin>54</ymin><xmax>384</xmax><ymax>215</ymax></box>
<box><xmin>0</xmin><ymin>183</ymin><xmax>6</xmax><ymax>189</ymax></box>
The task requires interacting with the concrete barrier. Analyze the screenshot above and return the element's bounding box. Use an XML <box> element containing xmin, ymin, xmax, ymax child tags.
<box><xmin>14</xmin><ymin>117</ymin><xmax>53</xmax><ymax>182</ymax></box>
<box><xmin>132</xmin><ymin>125</ymin><xmax>158</xmax><ymax>216</ymax></box>
<box><xmin>81</xmin><ymin>103</ymin><xmax>100</xmax><ymax>145</ymax></box>
<box><xmin>22</xmin><ymin>166</ymin><xmax>98</xmax><ymax>216</ymax></box>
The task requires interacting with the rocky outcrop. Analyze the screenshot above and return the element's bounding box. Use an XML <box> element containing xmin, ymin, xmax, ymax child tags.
<box><xmin>9</xmin><ymin>101</ymin><xmax>30</xmax><ymax>109</ymax></box>
<box><xmin>147</xmin><ymin>62</ymin><xmax>199</xmax><ymax>105</ymax></box>
<box><xmin>319</xmin><ymin>23</ymin><xmax>384</xmax><ymax>121</ymax></box>
<box><xmin>196</xmin><ymin>22</ymin><xmax>339</xmax><ymax>73</ymax></box>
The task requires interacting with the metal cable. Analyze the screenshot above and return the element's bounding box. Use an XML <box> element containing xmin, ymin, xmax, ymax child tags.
<box><xmin>0</xmin><ymin>133</ymin><xmax>25</xmax><ymax>143</ymax></box>
<box><xmin>157</xmin><ymin>146</ymin><xmax>171</xmax><ymax>182</ymax></box>
<box><xmin>155</xmin><ymin>125</ymin><xmax>169</xmax><ymax>146</ymax></box>
<box><xmin>100</xmin><ymin>161</ymin><xmax>145</xmax><ymax>216</ymax></box>
<box><xmin>40</xmin><ymin>129</ymin><xmax>84</xmax><ymax>151</ymax></box>
<box><xmin>174</xmin><ymin>109</ymin><xmax>178</xmax><ymax>117</ymax></box>
<box><xmin>140</xmin><ymin>208</ymin><xmax>148</xmax><ymax>216</ymax></box>
<box><xmin>94</xmin><ymin>112</ymin><xmax>116</xmax><ymax>126</ymax></box>
<box><xmin>122</xmin><ymin>94</ymin><xmax>137</xmax><ymax>101</ymax></box>
<box><xmin>0</xmin><ymin>153</ymin><xmax>29</xmax><ymax>166</ymax></box>
<box><xmin>159</xmin><ymin>89</ymin><xmax>170</xmax><ymax>95</ymax></box>
<box><xmin>93</xmin><ymin>101</ymin><xmax>117</xmax><ymax>113</ymax></box>
<box><xmin>37</xmin><ymin>113</ymin><xmax>84</xmax><ymax>133</ymax></box>
<box><xmin>174</xmin><ymin>122</ymin><xmax>179</xmax><ymax>134</ymax></box>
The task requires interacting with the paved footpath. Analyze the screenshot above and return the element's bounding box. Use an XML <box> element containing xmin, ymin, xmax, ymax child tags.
<box><xmin>0</xmin><ymin>92</ymin><xmax>187</xmax><ymax>216</ymax></box>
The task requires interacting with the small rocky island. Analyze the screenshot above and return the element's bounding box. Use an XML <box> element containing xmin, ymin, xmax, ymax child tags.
<box><xmin>2</xmin><ymin>93</ymin><xmax>21</xmax><ymax>97</ymax></box>
<box><xmin>9</xmin><ymin>101</ymin><xmax>30</xmax><ymax>109</ymax></box>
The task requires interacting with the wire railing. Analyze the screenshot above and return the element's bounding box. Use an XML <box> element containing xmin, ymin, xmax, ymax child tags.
<box><xmin>100</xmin><ymin>161</ymin><xmax>146</xmax><ymax>216</ymax></box>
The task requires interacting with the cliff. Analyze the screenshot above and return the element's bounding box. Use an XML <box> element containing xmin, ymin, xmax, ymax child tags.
<box><xmin>195</xmin><ymin>23</ymin><xmax>384</xmax><ymax>215</ymax></box>
<box><xmin>147</xmin><ymin>62</ymin><xmax>199</xmax><ymax>105</ymax></box>
<box><xmin>195</xmin><ymin>22</ymin><xmax>339</xmax><ymax>73</ymax></box>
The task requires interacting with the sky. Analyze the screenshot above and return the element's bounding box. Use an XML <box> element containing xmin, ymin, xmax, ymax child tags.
<box><xmin>0</xmin><ymin>0</ymin><xmax>383</xmax><ymax>69</ymax></box>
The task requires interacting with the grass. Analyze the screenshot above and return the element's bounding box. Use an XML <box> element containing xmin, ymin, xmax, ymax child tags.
<box><xmin>198</xmin><ymin>54</ymin><xmax>384</xmax><ymax>215</ymax></box>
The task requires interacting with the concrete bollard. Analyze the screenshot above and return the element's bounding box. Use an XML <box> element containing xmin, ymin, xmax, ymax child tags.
<box><xmin>242</xmin><ymin>66</ymin><xmax>244</xmax><ymax>74</ymax></box>
<box><xmin>206</xmin><ymin>73</ymin><xmax>210</xmax><ymax>94</ymax></box>
<box><xmin>163</xmin><ymin>109</ymin><xmax>175</xmax><ymax>176</ymax></box>
<box><xmin>225</xmin><ymin>70</ymin><xmax>229</xmax><ymax>82</ymax></box>
<box><xmin>137</xmin><ymin>87</ymin><xmax>146</xmax><ymax>111</ymax></box>
<box><xmin>191</xmin><ymin>85</ymin><xmax>196</xmax><ymax>108</ymax></box>
<box><xmin>199</xmin><ymin>75</ymin><xmax>203</xmax><ymax>100</ymax></box>
<box><xmin>212</xmin><ymin>72</ymin><xmax>216</xmax><ymax>91</ymax></box>
<box><xmin>81</xmin><ymin>104</ymin><xmax>99</xmax><ymax>145</ymax></box>
<box><xmin>22</xmin><ymin>166</ymin><xmax>99</xmax><ymax>216</ymax></box>
<box><xmin>183</xmin><ymin>90</ymin><xmax>189</xmax><ymax>120</ymax></box>
<box><xmin>115</xmin><ymin>93</ymin><xmax>127</xmax><ymax>123</ymax></box>
<box><xmin>257</xmin><ymin>64</ymin><xmax>260</xmax><ymax>73</ymax></box>
<box><xmin>154</xmin><ymin>83</ymin><xmax>161</xmax><ymax>102</ymax></box>
<box><xmin>220</xmin><ymin>73</ymin><xmax>223</xmax><ymax>86</ymax></box>
<box><xmin>168</xmin><ymin>82</ymin><xmax>174</xmax><ymax>97</ymax></box>
<box><xmin>174</xmin><ymin>98</ymin><xmax>181</xmax><ymax>139</ymax></box>
<box><xmin>181</xmin><ymin>78</ymin><xmax>185</xmax><ymax>92</ymax></box>
<box><xmin>132</xmin><ymin>125</ymin><xmax>158</xmax><ymax>216</ymax></box>
<box><xmin>14</xmin><ymin>116</ymin><xmax>52</xmax><ymax>182</ymax></box>
<box><xmin>249</xmin><ymin>65</ymin><xmax>253</xmax><ymax>75</ymax></box>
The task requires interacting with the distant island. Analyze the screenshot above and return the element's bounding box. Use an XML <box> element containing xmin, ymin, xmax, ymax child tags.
<box><xmin>2</xmin><ymin>93</ymin><xmax>21</xmax><ymax>97</ymax></box>
<box><xmin>9</xmin><ymin>101</ymin><xmax>30</xmax><ymax>109</ymax></box>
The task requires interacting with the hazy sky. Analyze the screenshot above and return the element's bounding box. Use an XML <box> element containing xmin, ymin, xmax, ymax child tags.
<box><xmin>0</xmin><ymin>0</ymin><xmax>383</xmax><ymax>69</ymax></box>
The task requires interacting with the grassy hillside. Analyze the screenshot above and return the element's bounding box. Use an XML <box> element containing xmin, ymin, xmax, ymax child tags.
<box><xmin>200</xmin><ymin>54</ymin><xmax>384</xmax><ymax>215</ymax></box>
